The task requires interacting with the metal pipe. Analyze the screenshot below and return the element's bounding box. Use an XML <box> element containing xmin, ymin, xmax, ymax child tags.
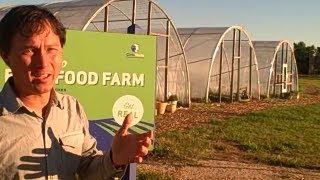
<box><xmin>187</xmin><ymin>57</ymin><xmax>212</xmax><ymax>64</ymax></box>
<box><xmin>149</xmin><ymin>32</ymin><xmax>169</xmax><ymax>37</ymax></box>
<box><xmin>93</xmin><ymin>17</ymin><xmax>168</xmax><ymax>23</ymax></box>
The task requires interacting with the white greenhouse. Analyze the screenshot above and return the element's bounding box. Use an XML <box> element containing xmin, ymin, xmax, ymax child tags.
<box><xmin>253</xmin><ymin>40</ymin><xmax>299</xmax><ymax>98</ymax></box>
<box><xmin>0</xmin><ymin>0</ymin><xmax>191</xmax><ymax>106</ymax></box>
<box><xmin>178</xmin><ymin>26</ymin><xmax>260</xmax><ymax>103</ymax></box>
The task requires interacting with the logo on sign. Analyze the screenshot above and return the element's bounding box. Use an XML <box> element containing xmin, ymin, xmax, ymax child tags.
<box><xmin>131</xmin><ymin>44</ymin><xmax>139</xmax><ymax>53</ymax></box>
<box><xmin>112</xmin><ymin>95</ymin><xmax>144</xmax><ymax>127</ymax></box>
<box><xmin>127</xmin><ymin>43</ymin><xmax>145</xmax><ymax>58</ymax></box>
<box><xmin>62</xmin><ymin>60</ymin><xmax>68</xmax><ymax>68</ymax></box>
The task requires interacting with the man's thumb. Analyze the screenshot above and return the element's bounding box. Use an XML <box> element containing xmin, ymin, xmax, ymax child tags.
<box><xmin>118</xmin><ymin>113</ymin><xmax>132</xmax><ymax>135</ymax></box>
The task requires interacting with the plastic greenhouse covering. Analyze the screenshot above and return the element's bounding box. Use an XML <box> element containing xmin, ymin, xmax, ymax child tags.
<box><xmin>178</xmin><ymin>26</ymin><xmax>260</xmax><ymax>103</ymax></box>
<box><xmin>0</xmin><ymin>0</ymin><xmax>191</xmax><ymax>106</ymax></box>
<box><xmin>253</xmin><ymin>41</ymin><xmax>298</xmax><ymax>98</ymax></box>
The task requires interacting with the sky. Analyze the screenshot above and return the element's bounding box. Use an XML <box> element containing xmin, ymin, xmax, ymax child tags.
<box><xmin>157</xmin><ymin>0</ymin><xmax>320</xmax><ymax>47</ymax></box>
<box><xmin>1</xmin><ymin>0</ymin><xmax>319</xmax><ymax>47</ymax></box>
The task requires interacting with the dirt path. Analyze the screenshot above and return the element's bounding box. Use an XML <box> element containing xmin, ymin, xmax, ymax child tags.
<box><xmin>140</xmin><ymin>95</ymin><xmax>320</xmax><ymax>179</ymax></box>
<box><xmin>156</xmin><ymin>95</ymin><xmax>320</xmax><ymax>133</ymax></box>
<box><xmin>139</xmin><ymin>160</ymin><xmax>320</xmax><ymax>179</ymax></box>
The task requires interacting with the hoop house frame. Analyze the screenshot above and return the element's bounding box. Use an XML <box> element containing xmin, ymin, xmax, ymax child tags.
<box><xmin>0</xmin><ymin>0</ymin><xmax>191</xmax><ymax>106</ymax></box>
<box><xmin>179</xmin><ymin>26</ymin><xmax>260</xmax><ymax>103</ymax></box>
<box><xmin>253</xmin><ymin>40</ymin><xmax>299</xmax><ymax>98</ymax></box>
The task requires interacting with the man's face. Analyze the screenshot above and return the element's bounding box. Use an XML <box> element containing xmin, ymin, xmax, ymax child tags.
<box><xmin>5</xmin><ymin>25</ymin><xmax>63</xmax><ymax>96</ymax></box>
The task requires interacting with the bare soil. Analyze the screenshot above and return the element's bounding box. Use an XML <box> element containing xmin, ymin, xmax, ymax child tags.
<box><xmin>139</xmin><ymin>160</ymin><xmax>320</xmax><ymax>179</ymax></box>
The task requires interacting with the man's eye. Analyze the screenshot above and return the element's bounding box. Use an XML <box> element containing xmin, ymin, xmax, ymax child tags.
<box><xmin>48</xmin><ymin>47</ymin><xmax>58</xmax><ymax>52</ymax></box>
<box><xmin>22</xmin><ymin>49</ymin><xmax>34</xmax><ymax>55</ymax></box>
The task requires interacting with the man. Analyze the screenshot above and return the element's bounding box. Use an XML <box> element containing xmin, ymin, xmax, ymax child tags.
<box><xmin>0</xmin><ymin>5</ymin><xmax>152</xmax><ymax>179</ymax></box>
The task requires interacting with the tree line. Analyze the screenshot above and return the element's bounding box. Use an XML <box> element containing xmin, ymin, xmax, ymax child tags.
<box><xmin>294</xmin><ymin>41</ymin><xmax>320</xmax><ymax>75</ymax></box>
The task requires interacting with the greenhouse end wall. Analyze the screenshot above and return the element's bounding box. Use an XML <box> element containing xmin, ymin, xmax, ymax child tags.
<box><xmin>179</xmin><ymin>26</ymin><xmax>260</xmax><ymax>103</ymax></box>
<box><xmin>253</xmin><ymin>40</ymin><xmax>299</xmax><ymax>98</ymax></box>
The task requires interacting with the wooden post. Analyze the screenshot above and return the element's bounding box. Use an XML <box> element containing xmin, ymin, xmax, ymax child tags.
<box><xmin>230</xmin><ymin>29</ymin><xmax>236</xmax><ymax>103</ymax></box>
<box><xmin>164</xmin><ymin>20</ymin><xmax>170</xmax><ymax>101</ymax></box>
<box><xmin>249</xmin><ymin>46</ymin><xmax>252</xmax><ymax>99</ymax></box>
<box><xmin>132</xmin><ymin>0</ymin><xmax>137</xmax><ymax>25</ymax></box>
<box><xmin>291</xmin><ymin>49</ymin><xmax>294</xmax><ymax>92</ymax></box>
<box><xmin>285</xmin><ymin>43</ymin><xmax>289</xmax><ymax>91</ymax></box>
<box><xmin>237</xmin><ymin>29</ymin><xmax>241</xmax><ymax>101</ymax></box>
<box><xmin>104</xmin><ymin>6</ymin><xmax>109</xmax><ymax>32</ymax></box>
<box><xmin>218</xmin><ymin>41</ymin><xmax>224</xmax><ymax>103</ymax></box>
<box><xmin>147</xmin><ymin>1</ymin><xmax>152</xmax><ymax>35</ymax></box>
<box><xmin>280</xmin><ymin>43</ymin><xmax>284</xmax><ymax>96</ymax></box>
<box><xmin>273</xmin><ymin>54</ymin><xmax>278</xmax><ymax>97</ymax></box>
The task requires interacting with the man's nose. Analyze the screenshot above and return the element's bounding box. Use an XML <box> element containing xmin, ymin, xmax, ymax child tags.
<box><xmin>34</xmin><ymin>50</ymin><xmax>49</xmax><ymax>68</ymax></box>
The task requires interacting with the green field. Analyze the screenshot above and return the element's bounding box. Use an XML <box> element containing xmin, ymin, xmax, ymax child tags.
<box><xmin>151</xmin><ymin>103</ymin><xmax>320</xmax><ymax>169</ymax></box>
<box><xmin>148</xmin><ymin>76</ymin><xmax>320</xmax><ymax>170</ymax></box>
<box><xmin>298</xmin><ymin>75</ymin><xmax>320</xmax><ymax>95</ymax></box>
<box><xmin>221</xmin><ymin>104</ymin><xmax>320</xmax><ymax>168</ymax></box>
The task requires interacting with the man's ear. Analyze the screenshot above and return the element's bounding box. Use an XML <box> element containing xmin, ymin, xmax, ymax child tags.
<box><xmin>0</xmin><ymin>49</ymin><xmax>10</xmax><ymax>67</ymax></box>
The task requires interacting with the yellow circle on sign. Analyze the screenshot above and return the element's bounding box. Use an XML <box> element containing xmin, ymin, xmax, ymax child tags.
<box><xmin>112</xmin><ymin>95</ymin><xmax>144</xmax><ymax>127</ymax></box>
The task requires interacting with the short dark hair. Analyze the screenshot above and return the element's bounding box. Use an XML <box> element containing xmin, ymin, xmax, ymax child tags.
<box><xmin>0</xmin><ymin>5</ymin><xmax>66</xmax><ymax>56</ymax></box>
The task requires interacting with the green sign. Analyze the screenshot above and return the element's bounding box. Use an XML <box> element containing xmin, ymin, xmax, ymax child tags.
<box><xmin>0</xmin><ymin>30</ymin><xmax>156</xmax><ymax>150</ymax></box>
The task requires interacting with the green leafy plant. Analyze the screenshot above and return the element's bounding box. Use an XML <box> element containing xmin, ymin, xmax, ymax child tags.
<box><xmin>280</xmin><ymin>91</ymin><xmax>299</xmax><ymax>99</ymax></box>
<box><xmin>208</xmin><ymin>90</ymin><xmax>230</xmax><ymax>102</ymax></box>
<box><xmin>167</xmin><ymin>94</ymin><xmax>178</xmax><ymax>102</ymax></box>
<box><xmin>240</xmin><ymin>89</ymin><xmax>249</xmax><ymax>100</ymax></box>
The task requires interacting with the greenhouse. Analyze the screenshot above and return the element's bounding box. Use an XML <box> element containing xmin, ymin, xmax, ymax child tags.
<box><xmin>178</xmin><ymin>26</ymin><xmax>260</xmax><ymax>103</ymax></box>
<box><xmin>253</xmin><ymin>40</ymin><xmax>298</xmax><ymax>98</ymax></box>
<box><xmin>0</xmin><ymin>0</ymin><xmax>191</xmax><ymax>106</ymax></box>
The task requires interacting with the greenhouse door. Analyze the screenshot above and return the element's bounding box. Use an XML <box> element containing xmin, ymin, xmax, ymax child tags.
<box><xmin>282</xmin><ymin>64</ymin><xmax>288</xmax><ymax>93</ymax></box>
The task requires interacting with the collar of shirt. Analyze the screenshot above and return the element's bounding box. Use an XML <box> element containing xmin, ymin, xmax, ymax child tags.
<box><xmin>0</xmin><ymin>77</ymin><xmax>64</xmax><ymax>114</ymax></box>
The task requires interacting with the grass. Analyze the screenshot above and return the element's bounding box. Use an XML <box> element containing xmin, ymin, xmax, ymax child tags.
<box><xmin>152</xmin><ymin>103</ymin><xmax>320</xmax><ymax>169</ymax></box>
<box><xmin>150</xmin><ymin>77</ymin><xmax>320</xmax><ymax>169</ymax></box>
<box><xmin>151</xmin><ymin>125</ymin><xmax>221</xmax><ymax>161</ymax></box>
<box><xmin>221</xmin><ymin>104</ymin><xmax>320</xmax><ymax>169</ymax></box>
<box><xmin>298</xmin><ymin>75</ymin><xmax>320</xmax><ymax>95</ymax></box>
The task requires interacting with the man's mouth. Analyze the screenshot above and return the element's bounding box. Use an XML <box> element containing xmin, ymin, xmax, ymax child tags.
<box><xmin>32</xmin><ymin>73</ymin><xmax>51</xmax><ymax>80</ymax></box>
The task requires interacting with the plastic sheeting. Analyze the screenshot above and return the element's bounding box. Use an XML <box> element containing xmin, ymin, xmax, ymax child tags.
<box><xmin>253</xmin><ymin>41</ymin><xmax>298</xmax><ymax>98</ymax></box>
<box><xmin>179</xmin><ymin>26</ymin><xmax>260</xmax><ymax>102</ymax></box>
<box><xmin>0</xmin><ymin>0</ymin><xmax>190</xmax><ymax>106</ymax></box>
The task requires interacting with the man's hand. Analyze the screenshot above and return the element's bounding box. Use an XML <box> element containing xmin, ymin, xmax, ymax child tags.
<box><xmin>111</xmin><ymin>113</ymin><xmax>153</xmax><ymax>167</ymax></box>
